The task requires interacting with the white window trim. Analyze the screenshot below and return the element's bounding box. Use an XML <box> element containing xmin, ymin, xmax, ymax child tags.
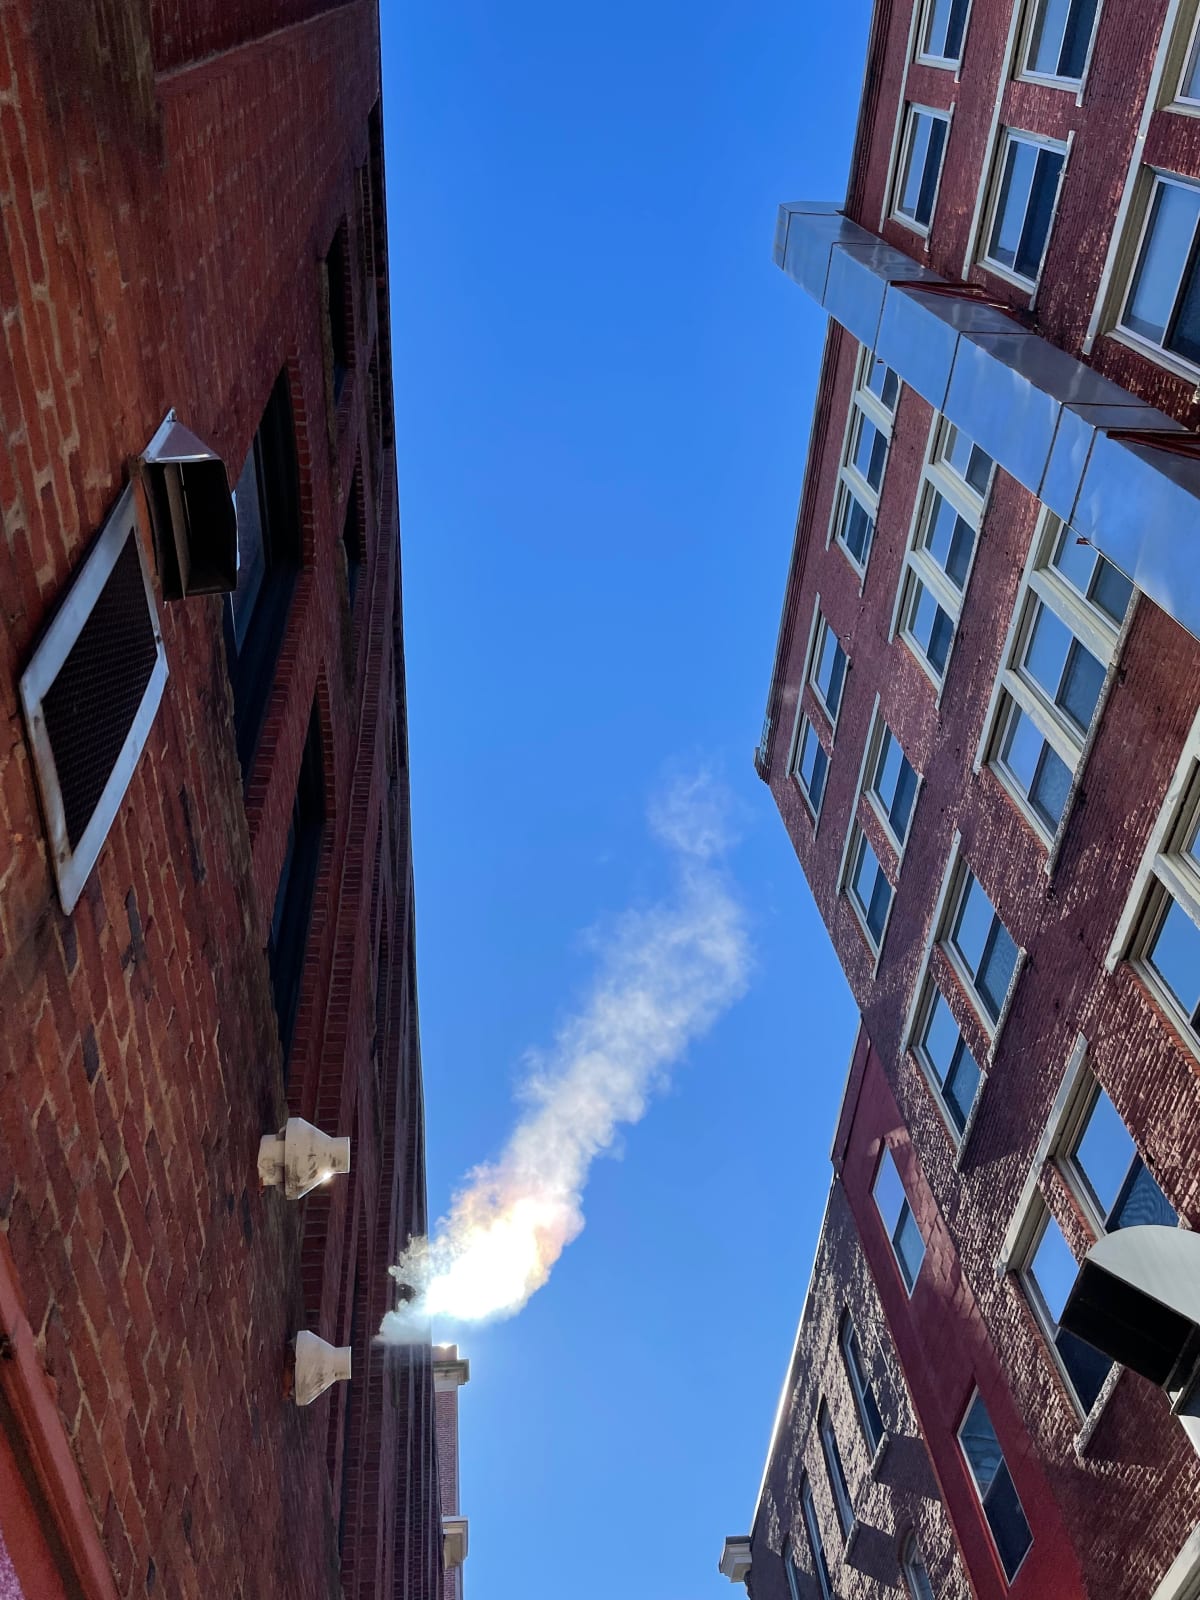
<box><xmin>1107</xmin><ymin>704</ymin><xmax>1200</xmax><ymax>1064</ymax></box>
<box><xmin>890</xmin><ymin>103</ymin><xmax>954</xmax><ymax>239</ymax></box>
<box><xmin>978</xmin><ymin>128</ymin><xmax>1072</xmax><ymax>301</ymax></box>
<box><xmin>975</xmin><ymin>511</ymin><xmax>1135</xmax><ymax>867</ymax></box>
<box><xmin>940</xmin><ymin>860</ymin><xmax>1028</xmax><ymax>1052</ymax></box>
<box><xmin>1108</xmin><ymin>168</ymin><xmax>1200</xmax><ymax>380</ymax></box>
<box><xmin>915</xmin><ymin>0</ymin><xmax>974</xmax><ymax>69</ymax></box>
<box><xmin>1013</xmin><ymin>0</ymin><xmax>1106</xmax><ymax>96</ymax></box>
<box><xmin>957</xmin><ymin>1391</ymin><xmax>1034</xmax><ymax>1582</ymax></box>
<box><xmin>828</xmin><ymin>347</ymin><xmax>898</xmax><ymax>582</ymax></box>
<box><xmin>891</xmin><ymin>416</ymin><xmax>991</xmax><ymax>700</ymax></box>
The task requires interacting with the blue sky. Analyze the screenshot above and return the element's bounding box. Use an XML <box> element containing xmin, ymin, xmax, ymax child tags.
<box><xmin>379</xmin><ymin>3</ymin><xmax>869</xmax><ymax>1594</ymax></box>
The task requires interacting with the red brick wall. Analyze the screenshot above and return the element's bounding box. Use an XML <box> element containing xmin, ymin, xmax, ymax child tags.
<box><xmin>0</xmin><ymin>3</ymin><xmax>440</xmax><ymax>1598</ymax></box>
<box><xmin>751</xmin><ymin>1169</ymin><xmax>970</xmax><ymax>1600</ymax></box>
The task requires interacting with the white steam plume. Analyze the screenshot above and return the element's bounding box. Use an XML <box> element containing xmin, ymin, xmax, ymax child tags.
<box><xmin>378</xmin><ymin>775</ymin><xmax>750</xmax><ymax>1341</ymax></box>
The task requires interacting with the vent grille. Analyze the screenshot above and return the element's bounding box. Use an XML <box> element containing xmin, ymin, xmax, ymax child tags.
<box><xmin>20</xmin><ymin>484</ymin><xmax>167</xmax><ymax>912</ymax></box>
<box><xmin>42</xmin><ymin>534</ymin><xmax>157</xmax><ymax>849</ymax></box>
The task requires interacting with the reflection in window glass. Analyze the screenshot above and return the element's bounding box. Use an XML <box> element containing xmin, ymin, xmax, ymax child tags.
<box><xmin>1071</xmin><ymin>1086</ymin><xmax>1176</xmax><ymax>1230</ymax></box>
<box><xmin>792</xmin><ymin>718</ymin><xmax>829</xmax><ymax>813</ymax></box>
<box><xmin>987</xmin><ymin>136</ymin><xmax>1065</xmax><ymax>283</ymax></box>
<box><xmin>949</xmin><ymin>871</ymin><xmax>1019</xmax><ymax>1023</ymax></box>
<box><xmin>898</xmin><ymin>110</ymin><xmax>949</xmax><ymax>229</ymax></box>
<box><xmin>851</xmin><ymin>834</ymin><xmax>892</xmax><ymax>945</ymax></box>
<box><xmin>874</xmin><ymin>1147</ymin><xmax>926</xmax><ymax>1291</ymax></box>
<box><xmin>1122</xmin><ymin>178</ymin><xmax>1200</xmax><ymax>364</ymax></box>
<box><xmin>999</xmin><ymin>704</ymin><xmax>1072</xmax><ymax>829</ymax></box>
<box><xmin>1147</xmin><ymin>898</ymin><xmax>1200</xmax><ymax>1026</ymax></box>
<box><xmin>923</xmin><ymin>494</ymin><xmax>975</xmax><ymax>589</ymax></box>
<box><xmin>813</xmin><ymin>621</ymin><xmax>848</xmax><ymax>718</ymax></box>
<box><xmin>959</xmin><ymin>1394</ymin><xmax>1033</xmax><ymax>1579</ymax></box>
<box><xmin>1026</xmin><ymin>0</ymin><xmax>1098</xmax><ymax>76</ymax></box>
<box><xmin>1024</xmin><ymin>1211</ymin><xmax>1112</xmax><ymax>1410</ymax></box>
<box><xmin>923</xmin><ymin>0</ymin><xmax>971</xmax><ymax>59</ymax></box>
<box><xmin>1050</xmin><ymin>526</ymin><xmax>1133</xmax><ymax>623</ymax></box>
<box><xmin>919</xmin><ymin>989</ymin><xmax>982</xmax><ymax>1132</ymax></box>
<box><xmin>872</xmin><ymin>727</ymin><xmax>919</xmax><ymax>847</ymax></box>
<box><xmin>1021</xmin><ymin>603</ymin><xmax>1105</xmax><ymax>732</ymax></box>
<box><xmin>906</xmin><ymin>582</ymin><xmax>955</xmax><ymax>678</ymax></box>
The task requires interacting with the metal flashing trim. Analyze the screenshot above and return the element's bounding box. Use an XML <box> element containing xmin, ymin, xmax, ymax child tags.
<box><xmin>19</xmin><ymin>485</ymin><xmax>168</xmax><ymax>914</ymax></box>
<box><xmin>774</xmin><ymin>202</ymin><xmax>1200</xmax><ymax>643</ymax></box>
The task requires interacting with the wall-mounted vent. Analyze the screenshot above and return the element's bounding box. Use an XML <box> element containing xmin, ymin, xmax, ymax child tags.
<box><xmin>19</xmin><ymin>486</ymin><xmax>168</xmax><ymax>913</ymax></box>
<box><xmin>136</xmin><ymin>412</ymin><xmax>238</xmax><ymax>600</ymax></box>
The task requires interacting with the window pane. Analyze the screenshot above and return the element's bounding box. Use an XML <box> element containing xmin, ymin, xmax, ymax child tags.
<box><xmin>921</xmin><ymin>990</ymin><xmax>982</xmax><ymax>1131</ymax></box>
<box><xmin>802</xmin><ymin>1483</ymin><xmax>835</xmax><ymax>1600</ymax></box>
<box><xmin>943</xmin><ymin>426</ymin><xmax>992</xmax><ymax>493</ymax></box>
<box><xmin>1124</xmin><ymin>181</ymin><xmax>1200</xmax><ymax>347</ymax></box>
<box><xmin>1051</xmin><ymin>525</ymin><xmax>1133</xmax><ymax>623</ymax></box>
<box><xmin>839</xmin><ymin>490</ymin><xmax>875</xmax><ymax>564</ymax></box>
<box><xmin>1057</xmin><ymin>1325</ymin><xmax>1113</xmax><ymax>1412</ymax></box>
<box><xmin>1073</xmin><ymin>1088</ymin><xmax>1137</xmax><ymax>1220</ymax></box>
<box><xmin>944</xmin><ymin>0</ymin><xmax>970</xmax><ymax>57</ymax></box>
<box><xmin>231</xmin><ymin>447</ymin><xmax>267</xmax><ymax>652</ymax></box>
<box><xmin>1028</xmin><ymin>1212</ymin><xmax>1078</xmax><ymax>1323</ymax></box>
<box><xmin>820</xmin><ymin>1408</ymin><xmax>854</xmax><ymax>1534</ymax></box>
<box><xmin>1110</xmin><ymin>1157</ymin><xmax>1177</xmax><ymax>1230</ymax></box>
<box><xmin>990</xmin><ymin>139</ymin><xmax>1038</xmax><ymax>271</ymax></box>
<box><xmin>909</xmin><ymin>582</ymin><xmax>953</xmax><ymax>675</ymax></box>
<box><xmin>978</xmin><ymin>919</ymin><xmax>1019</xmax><ymax>1019</ymax></box>
<box><xmin>876</xmin><ymin>730</ymin><xmax>919</xmax><ymax>843</ymax></box>
<box><xmin>796</xmin><ymin>722</ymin><xmax>829</xmax><ymax>810</ymax></box>
<box><xmin>944</xmin><ymin>1035</ymin><xmax>982</xmax><ymax>1129</ymax></box>
<box><xmin>1022</xmin><ymin>602</ymin><xmax>1073</xmax><ymax>700</ymax></box>
<box><xmin>1057</xmin><ymin>0</ymin><xmax>1098</xmax><ymax>75</ymax></box>
<box><xmin>895</xmin><ymin>1207</ymin><xmax>926</xmax><ymax>1290</ymax></box>
<box><xmin>924</xmin><ymin>493</ymin><xmax>975</xmax><ymax>588</ymax></box>
<box><xmin>1147</xmin><ymin>895</ymin><xmax>1200</xmax><ymax>1023</ymax></box>
<box><xmin>873</xmin><ymin>1148</ymin><xmax>906</xmax><ymax>1232</ymax></box>
<box><xmin>1168</xmin><ymin>243</ymin><xmax>1200</xmax><ymax>364</ymax></box>
<box><xmin>853</xmin><ymin>414</ymin><xmax>887</xmax><ymax>489</ymax></box>
<box><xmin>1183</xmin><ymin>32</ymin><xmax>1200</xmax><ymax>100</ymax></box>
<box><xmin>853</xmin><ymin>836</ymin><xmax>892</xmax><ymax>942</ymax></box>
<box><xmin>868</xmin><ymin>356</ymin><xmax>900</xmax><ymax>410</ymax></box>
<box><xmin>924</xmin><ymin>0</ymin><xmax>954</xmax><ymax>53</ymax></box>
<box><xmin>815</xmin><ymin>626</ymin><xmax>847</xmax><ymax>716</ymax></box>
<box><xmin>903</xmin><ymin>1542</ymin><xmax>937</xmax><ymax>1600</ymax></box>
<box><xmin>985</xmin><ymin>1464</ymin><xmax>1033</xmax><ymax>1579</ymax></box>
<box><xmin>1014</xmin><ymin>147</ymin><xmax>1064</xmax><ymax>280</ymax></box>
<box><xmin>1091</xmin><ymin>558</ymin><xmax>1134</xmax><ymax>624</ymax></box>
<box><xmin>901</xmin><ymin>113</ymin><xmax>934</xmax><ymax>218</ymax></box>
<box><xmin>843</xmin><ymin>1324</ymin><xmax>885</xmax><ymax>1450</ymax></box>
<box><xmin>784</xmin><ymin>1547</ymin><xmax>803</xmax><ymax>1600</ymax></box>
<box><xmin>952</xmin><ymin>875</ymin><xmax>993</xmax><ymax>974</ymax></box>
<box><xmin>1028</xmin><ymin>0</ymin><xmax>1072</xmax><ymax>72</ymax></box>
<box><xmin>960</xmin><ymin>1394</ymin><xmax>1003</xmax><ymax>1496</ymax></box>
<box><xmin>1001</xmin><ymin>705</ymin><xmax>1072</xmax><ymax>829</ymax></box>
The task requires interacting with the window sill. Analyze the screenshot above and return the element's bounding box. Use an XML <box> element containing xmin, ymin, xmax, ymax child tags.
<box><xmin>842</xmin><ymin>1516</ymin><xmax>861</xmax><ymax>1565</ymax></box>
<box><xmin>868</xmin><ymin>1431</ymin><xmax>891</xmax><ymax>1481</ymax></box>
<box><xmin>1073</xmin><ymin>1362</ymin><xmax>1124</xmax><ymax>1456</ymax></box>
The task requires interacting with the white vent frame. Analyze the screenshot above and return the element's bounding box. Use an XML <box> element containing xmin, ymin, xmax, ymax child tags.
<box><xmin>19</xmin><ymin>484</ymin><xmax>168</xmax><ymax>914</ymax></box>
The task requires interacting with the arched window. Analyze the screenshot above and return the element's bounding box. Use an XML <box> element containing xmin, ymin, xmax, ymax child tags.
<box><xmin>901</xmin><ymin>1532</ymin><xmax>936</xmax><ymax>1600</ymax></box>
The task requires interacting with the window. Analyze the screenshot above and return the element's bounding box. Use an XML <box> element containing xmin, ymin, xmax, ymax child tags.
<box><xmin>800</xmin><ymin>1480</ymin><xmax>835</xmax><ymax>1600</ymax></box>
<box><xmin>920</xmin><ymin>0</ymin><xmax>971</xmax><ymax>61</ymax></box>
<box><xmin>1020</xmin><ymin>1205</ymin><xmax>1114</xmax><ymax>1411</ymax></box>
<box><xmin>1119</xmin><ymin>730</ymin><xmax>1200</xmax><ymax>1046</ymax></box>
<box><xmin>1119</xmin><ymin>173</ymin><xmax>1200</xmax><ymax>367</ymax></box>
<box><xmin>269</xmin><ymin>705</ymin><xmax>326</xmax><ymax>1064</ymax></box>
<box><xmin>983</xmin><ymin>133</ymin><xmax>1066</xmax><ymax>285</ymax></box>
<box><xmin>832</xmin><ymin>348</ymin><xmax>900</xmax><ymax>573</ymax></box>
<box><xmin>848</xmin><ymin>830</ymin><xmax>893</xmax><ymax>950</ymax></box>
<box><xmin>873</xmin><ymin>1147</ymin><xmax>926</xmax><ymax>1293</ymax></box>
<box><xmin>227</xmin><ymin>369</ymin><xmax>302</xmax><ymax>774</ymax></box>
<box><xmin>985</xmin><ymin>515</ymin><xmax>1132</xmax><ymax>840</ymax></box>
<box><xmin>342</xmin><ymin>471</ymin><xmax>365</xmax><ymax>609</ymax></box>
<box><xmin>868</xmin><ymin>724</ymin><xmax>919</xmax><ymax>852</ymax></box>
<box><xmin>894</xmin><ymin>108</ymin><xmax>950</xmax><ymax>232</ymax></box>
<box><xmin>915</xmin><ymin>985</ymin><xmax>983</xmax><ymax>1135</ymax></box>
<box><xmin>325</xmin><ymin>221</ymin><xmax>353</xmax><ymax>402</ymax></box>
<box><xmin>901</xmin><ymin>1534</ymin><xmax>937</xmax><ymax>1600</ymax></box>
<box><xmin>840</xmin><ymin>1316</ymin><xmax>885</xmax><ymax>1454</ymax></box>
<box><xmin>896</xmin><ymin>424</ymin><xmax>991</xmax><ymax>685</ymax></box>
<box><xmin>810</xmin><ymin>614</ymin><xmax>848</xmax><ymax>723</ymax></box>
<box><xmin>790</xmin><ymin>715</ymin><xmax>830</xmax><ymax>818</ymax></box>
<box><xmin>1020</xmin><ymin>0</ymin><xmax>1098</xmax><ymax>80</ymax></box>
<box><xmin>958</xmin><ymin>1392</ymin><xmax>1033</xmax><ymax>1580</ymax></box>
<box><xmin>945</xmin><ymin>866</ymin><xmax>1019</xmax><ymax>1028</ymax></box>
<box><xmin>1179</xmin><ymin>15</ymin><xmax>1200</xmax><ymax>105</ymax></box>
<box><xmin>783</xmin><ymin>1541</ymin><xmax>803</xmax><ymax>1600</ymax></box>
<box><xmin>818</xmin><ymin>1403</ymin><xmax>854</xmax><ymax>1539</ymax></box>
<box><xmin>1065</xmin><ymin>1081</ymin><xmax>1177</xmax><ymax>1234</ymax></box>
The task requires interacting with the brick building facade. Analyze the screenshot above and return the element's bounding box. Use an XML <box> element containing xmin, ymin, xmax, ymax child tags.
<box><xmin>723</xmin><ymin>0</ymin><xmax>1200</xmax><ymax>1590</ymax></box>
<box><xmin>0</xmin><ymin>4</ymin><xmax>440</xmax><ymax>1598</ymax></box>
<box><xmin>433</xmin><ymin>1345</ymin><xmax>470</xmax><ymax>1600</ymax></box>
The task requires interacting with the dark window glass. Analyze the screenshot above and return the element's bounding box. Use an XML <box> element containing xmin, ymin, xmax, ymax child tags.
<box><xmin>1000</xmin><ymin>705</ymin><xmax>1072</xmax><ymax>830</ymax></box>
<box><xmin>840</xmin><ymin>1318</ymin><xmax>885</xmax><ymax>1452</ymax></box>
<box><xmin>227</xmin><ymin>369</ymin><xmax>302</xmax><ymax>776</ymax></box>
<box><xmin>839</xmin><ymin>489</ymin><xmax>875</xmax><ymax>565</ymax></box>
<box><xmin>920</xmin><ymin>989</ymin><xmax>982</xmax><ymax>1133</ymax></box>
<box><xmin>873</xmin><ymin>727</ymin><xmax>919</xmax><ymax>846</ymax></box>
<box><xmin>959</xmin><ymin>1394</ymin><xmax>1033</xmax><ymax>1580</ymax></box>
<box><xmin>800</xmin><ymin>1481</ymin><xmax>835</xmax><ymax>1600</ymax></box>
<box><xmin>269</xmin><ymin>706</ymin><xmax>326</xmax><ymax>1065</ymax></box>
<box><xmin>819</xmin><ymin>1404</ymin><xmax>855</xmax><ymax>1537</ymax></box>
<box><xmin>1072</xmin><ymin>1086</ymin><xmax>1177</xmax><ymax>1229</ymax></box>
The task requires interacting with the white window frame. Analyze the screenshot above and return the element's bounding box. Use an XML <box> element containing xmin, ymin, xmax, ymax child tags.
<box><xmin>892</xmin><ymin>417</ymin><xmax>991</xmax><ymax>697</ymax></box>
<box><xmin>1165</xmin><ymin>0</ymin><xmax>1200</xmax><ymax>114</ymax></box>
<box><xmin>1108</xmin><ymin>706</ymin><xmax>1200</xmax><ymax>1063</ymax></box>
<box><xmin>891</xmin><ymin>104</ymin><xmax>953</xmax><ymax>238</ymax></box>
<box><xmin>829</xmin><ymin>347</ymin><xmax>899</xmax><ymax>580</ymax></box>
<box><xmin>799</xmin><ymin>1480</ymin><xmax>835</xmax><ymax>1600</ymax></box>
<box><xmin>978</xmin><ymin>128</ymin><xmax>1070</xmax><ymax>293</ymax></box>
<box><xmin>916</xmin><ymin>0</ymin><xmax>973</xmax><ymax>68</ymax></box>
<box><xmin>976</xmin><ymin>511</ymin><xmax>1133</xmax><ymax>860</ymax></box>
<box><xmin>1014</xmin><ymin>0</ymin><xmax>1104</xmax><ymax>88</ymax></box>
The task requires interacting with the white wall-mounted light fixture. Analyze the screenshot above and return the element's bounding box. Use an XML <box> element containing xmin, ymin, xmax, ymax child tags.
<box><xmin>289</xmin><ymin>1331</ymin><xmax>352</xmax><ymax>1406</ymax></box>
<box><xmin>258</xmin><ymin>1117</ymin><xmax>350</xmax><ymax>1200</ymax></box>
